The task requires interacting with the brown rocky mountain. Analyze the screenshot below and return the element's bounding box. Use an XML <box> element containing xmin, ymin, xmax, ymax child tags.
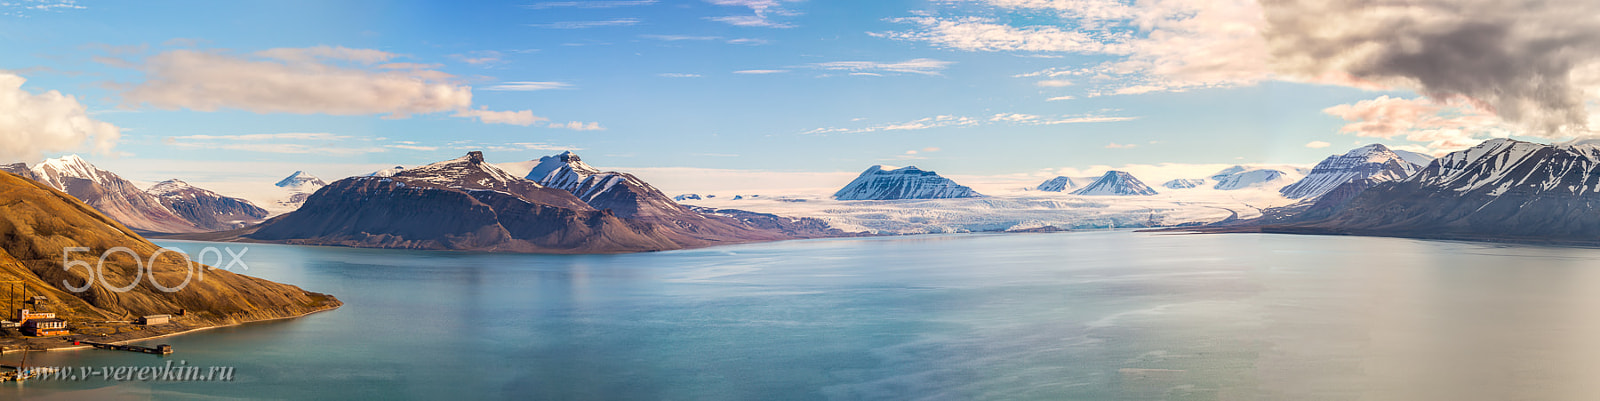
<box><xmin>0</xmin><ymin>169</ymin><xmax>339</xmax><ymax>327</ymax></box>
<box><xmin>3</xmin><ymin>156</ymin><xmax>270</xmax><ymax>234</ymax></box>
<box><xmin>215</xmin><ymin>151</ymin><xmax>851</xmax><ymax>253</ymax></box>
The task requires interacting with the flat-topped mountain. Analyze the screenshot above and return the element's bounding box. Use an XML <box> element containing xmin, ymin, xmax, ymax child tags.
<box><xmin>1209</xmin><ymin>166</ymin><xmax>1289</xmax><ymax>190</ymax></box>
<box><xmin>834</xmin><ymin>165</ymin><xmax>982</xmax><ymax>200</ymax></box>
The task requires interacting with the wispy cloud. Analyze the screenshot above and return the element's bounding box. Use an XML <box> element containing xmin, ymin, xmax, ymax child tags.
<box><xmin>528</xmin><ymin>18</ymin><xmax>641</xmax><ymax>29</ymax></box>
<box><xmin>549</xmin><ymin>121</ymin><xmax>606</xmax><ymax>131</ymax></box>
<box><xmin>166</xmin><ymin>133</ymin><xmax>349</xmax><ymax>141</ymax></box>
<box><xmin>734</xmin><ymin>69</ymin><xmax>788</xmax><ymax>74</ymax></box>
<box><xmin>523</xmin><ymin>0</ymin><xmax>656</xmax><ymax>9</ymax></box>
<box><xmin>454</xmin><ymin>107</ymin><xmax>551</xmax><ymax>126</ymax></box>
<box><xmin>1104</xmin><ymin>142</ymin><xmax>1137</xmax><ymax>149</ymax></box>
<box><xmin>705</xmin><ymin>0</ymin><xmax>801</xmax><ymax>28</ymax></box>
<box><xmin>658</xmin><ymin>73</ymin><xmax>702</xmax><ymax>78</ymax></box>
<box><xmin>806</xmin><ymin>58</ymin><xmax>953</xmax><ymax>76</ymax></box>
<box><xmin>804</xmin><ymin>112</ymin><xmax>1136</xmax><ymax>135</ymax></box>
<box><xmin>641</xmin><ymin>34</ymin><xmax>721</xmax><ymax>41</ymax></box>
<box><xmin>451</xmin><ymin>50</ymin><xmax>504</xmax><ymax>66</ymax></box>
<box><xmin>1304</xmin><ymin>141</ymin><xmax>1331</xmax><ymax>149</ymax></box>
<box><xmin>483</xmin><ymin>81</ymin><xmax>574</xmax><ymax>91</ymax></box>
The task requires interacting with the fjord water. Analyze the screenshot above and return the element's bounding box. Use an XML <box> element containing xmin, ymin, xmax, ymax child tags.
<box><xmin>11</xmin><ymin>231</ymin><xmax>1600</xmax><ymax>400</ymax></box>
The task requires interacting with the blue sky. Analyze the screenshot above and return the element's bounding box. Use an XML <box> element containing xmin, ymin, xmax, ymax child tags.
<box><xmin>0</xmin><ymin>0</ymin><xmax>1569</xmax><ymax>190</ymax></box>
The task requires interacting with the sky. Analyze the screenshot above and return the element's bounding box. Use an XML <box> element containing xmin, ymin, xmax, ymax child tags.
<box><xmin>2</xmin><ymin>0</ymin><xmax>1597</xmax><ymax>194</ymax></box>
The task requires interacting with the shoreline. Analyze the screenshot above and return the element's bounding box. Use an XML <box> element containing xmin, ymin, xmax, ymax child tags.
<box><xmin>1</xmin><ymin>302</ymin><xmax>342</xmax><ymax>354</ymax></box>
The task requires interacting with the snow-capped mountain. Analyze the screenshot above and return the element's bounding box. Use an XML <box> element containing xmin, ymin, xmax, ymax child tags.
<box><xmin>367</xmin><ymin>166</ymin><xmax>407</xmax><ymax>177</ymax></box>
<box><xmin>523</xmin><ymin>151</ymin><xmax>687</xmax><ymax>218</ymax></box>
<box><xmin>1209</xmin><ymin>166</ymin><xmax>1289</xmax><ymax>190</ymax></box>
<box><xmin>1391</xmin><ymin>149</ymin><xmax>1436</xmax><ymax>168</ymax></box>
<box><xmin>2</xmin><ymin>155</ymin><xmax>206</xmax><ymax>233</ymax></box>
<box><xmin>275</xmin><ymin>171</ymin><xmax>327</xmax><ymax>189</ymax></box>
<box><xmin>1162</xmin><ymin>178</ymin><xmax>1206</xmax><ymax>189</ymax></box>
<box><xmin>273</xmin><ymin>171</ymin><xmax>328</xmax><ymax>210</ymax></box>
<box><xmin>1294</xmin><ymin>139</ymin><xmax>1600</xmax><ymax>242</ymax></box>
<box><xmin>1278</xmin><ymin>144</ymin><xmax>1425</xmax><ymax>199</ymax></box>
<box><xmin>833</xmin><ymin>165</ymin><xmax>982</xmax><ymax>200</ymax></box>
<box><xmin>1071</xmin><ymin>171</ymin><xmax>1158</xmax><ymax>196</ymax></box>
<box><xmin>1035</xmin><ymin>176</ymin><xmax>1078</xmax><ymax>192</ymax></box>
<box><xmin>525</xmin><ymin>151</ymin><xmax>601</xmax><ymax>190</ymax></box>
<box><xmin>146</xmin><ymin>179</ymin><xmax>269</xmax><ymax>231</ymax></box>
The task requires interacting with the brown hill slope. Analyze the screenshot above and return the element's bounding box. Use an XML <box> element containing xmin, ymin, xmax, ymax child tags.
<box><xmin>0</xmin><ymin>170</ymin><xmax>339</xmax><ymax>327</ymax></box>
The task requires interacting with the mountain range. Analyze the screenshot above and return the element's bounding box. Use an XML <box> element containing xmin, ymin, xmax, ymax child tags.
<box><xmin>0</xmin><ymin>169</ymin><xmax>339</xmax><ymax>329</ymax></box>
<box><xmin>188</xmin><ymin>151</ymin><xmax>851</xmax><ymax>253</ymax></box>
<box><xmin>2</xmin><ymin>155</ymin><xmax>267</xmax><ymax>233</ymax></box>
<box><xmin>1264</xmin><ymin>139</ymin><xmax>1600</xmax><ymax>244</ymax></box>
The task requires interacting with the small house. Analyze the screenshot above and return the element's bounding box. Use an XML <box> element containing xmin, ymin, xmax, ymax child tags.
<box><xmin>139</xmin><ymin>315</ymin><xmax>171</xmax><ymax>325</ymax></box>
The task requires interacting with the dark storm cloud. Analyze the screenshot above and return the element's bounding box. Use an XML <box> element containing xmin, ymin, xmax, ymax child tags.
<box><xmin>1263</xmin><ymin>0</ymin><xmax>1600</xmax><ymax>136</ymax></box>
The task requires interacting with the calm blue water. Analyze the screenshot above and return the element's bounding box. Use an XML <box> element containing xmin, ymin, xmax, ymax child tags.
<box><xmin>9</xmin><ymin>231</ymin><xmax>1600</xmax><ymax>400</ymax></box>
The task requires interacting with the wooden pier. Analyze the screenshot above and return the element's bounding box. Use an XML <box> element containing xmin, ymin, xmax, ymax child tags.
<box><xmin>77</xmin><ymin>341</ymin><xmax>172</xmax><ymax>355</ymax></box>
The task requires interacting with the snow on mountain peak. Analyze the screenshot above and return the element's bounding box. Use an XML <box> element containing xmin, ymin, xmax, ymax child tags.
<box><xmin>1278</xmin><ymin>143</ymin><xmax>1425</xmax><ymax>199</ymax></box>
<box><xmin>1036</xmin><ymin>176</ymin><xmax>1078</xmax><ymax>192</ymax></box>
<box><xmin>147</xmin><ymin>179</ymin><xmax>195</xmax><ymax>194</ymax></box>
<box><xmin>274</xmin><ymin>171</ymin><xmax>327</xmax><ymax>188</ymax></box>
<box><xmin>526</xmin><ymin>151</ymin><xmax>603</xmax><ymax>189</ymax></box>
<box><xmin>834</xmin><ymin>165</ymin><xmax>982</xmax><ymax>200</ymax></box>
<box><xmin>1071</xmin><ymin>171</ymin><xmax>1158</xmax><ymax>196</ymax></box>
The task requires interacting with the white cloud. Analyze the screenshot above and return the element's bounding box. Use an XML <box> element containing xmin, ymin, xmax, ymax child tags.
<box><xmin>807</xmin><ymin>58</ymin><xmax>953</xmax><ymax>76</ymax></box>
<box><xmin>2</xmin><ymin>1</ymin><xmax>86</xmax><ymax>17</ymax></box>
<box><xmin>115</xmin><ymin>47</ymin><xmax>595</xmax><ymax>128</ymax></box>
<box><xmin>726</xmin><ymin>38</ymin><xmax>772</xmax><ymax>45</ymax></box>
<box><xmin>658</xmin><ymin>73</ymin><xmax>703</xmax><ymax>78</ymax></box>
<box><xmin>385</xmin><ymin>144</ymin><xmax>439</xmax><ymax>151</ymax></box>
<box><xmin>804</xmin><ymin>112</ymin><xmax>1134</xmax><ymax>134</ymax></box>
<box><xmin>1304</xmin><ymin>141</ymin><xmax>1331</xmax><ymax>149</ymax></box>
<box><xmin>705</xmin><ymin>0</ymin><xmax>801</xmax><ymax>28</ymax></box>
<box><xmin>884</xmin><ymin>0</ymin><xmax>1271</xmax><ymax>96</ymax></box>
<box><xmin>1035</xmin><ymin>79</ymin><xmax>1072</xmax><ymax>87</ymax></box>
<box><xmin>641</xmin><ymin>34</ymin><xmax>722</xmax><ymax>41</ymax></box>
<box><xmin>451</xmin><ymin>50</ymin><xmax>504</xmax><ymax>66</ymax></box>
<box><xmin>1322</xmin><ymin>96</ymin><xmax>1511</xmax><ymax>155</ymax></box>
<box><xmin>167</xmin><ymin>133</ymin><xmax>348</xmax><ymax>141</ymax></box>
<box><xmin>873</xmin><ymin>16</ymin><xmax>1129</xmax><ymax>53</ymax></box>
<box><xmin>549</xmin><ymin>121</ymin><xmax>606</xmax><ymax>131</ymax></box>
<box><xmin>734</xmin><ymin>69</ymin><xmax>788</xmax><ymax>74</ymax></box>
<box><xmin>1104</xmin><ymin>142</ymin><xmax>1137</xmax><ymax>149</ymax></box>
<box><xmin>523</xmin><ymin>0</ymin><xmax>657</xmax><ymax>9</ymax></box>
<box><xmin>483</xmin><ymin>81</ymin><xmax>574</xmax><ymax>91</ymax></box>
<box><xmin>529</xmin><ymin>19</ymin><xmax>641</xmax><ymax>29</ymax></box>
<box><xmin>0</xmin><ymin>72</ymin><xmax>121</xmax><ymax>162</ymax></box>
<box><xmin>1046</xmin><ymin>95</ymin><xmax>1075</xmax><ymax>101</ymax></box>
<box><xmin>122</xmin><ymin>49</ymin><xmax>472</xmax><ymax>118</ymax></box>
<box><xmin>453</xmin><ymin>108</ymin><xmax>550</xmax><ymax>126</ymax></box>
